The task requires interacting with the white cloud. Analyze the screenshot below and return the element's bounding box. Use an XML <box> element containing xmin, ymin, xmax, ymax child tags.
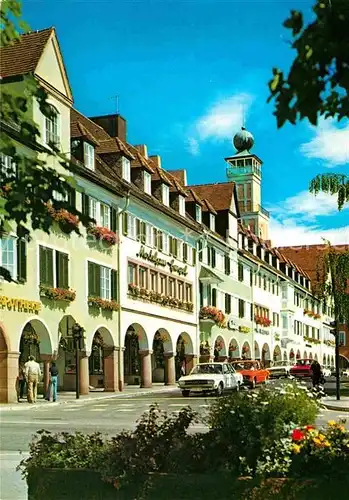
<box><xmin>270</xmin><ymin>218</ymin><xmax>349</xmax><ymax>247</ymax></box>
<box><xmin>187</xmin><ymin>93</ymin><xmax>254</xmax><ymax>154</ymax></box>
<box><xmin>300</xmin><ymin>119</ymin><xmax>349</xmax><ymax>166</ymax></box>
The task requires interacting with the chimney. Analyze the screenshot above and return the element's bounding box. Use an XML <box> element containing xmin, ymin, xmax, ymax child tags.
<box><xmin>134</xmin><ymin>144</ymin><xmax>148</xmax><ymax>158</ymax></box>
<box><xmin>90</xmin><ymin>114</ymin><xmax>127</xmax><ymax>142</ymax></box>
<box><xmin>149</xmin><ymin>155</ymin><xmax>161</xmax><ymax>168</ymax></box>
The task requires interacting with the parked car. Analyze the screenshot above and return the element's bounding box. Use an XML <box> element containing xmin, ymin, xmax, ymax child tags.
<box><xmin>321</xmin><ymin>365</ymin><xmax>331</xmax><ymax>378</ymax></box>
<box><xmin>289</xmin><ymin>359</ymin><xmax>313</xmax><ymax>379</ymax></box>
<box><xmin>230</xmin><ymin>360</ymin><xmax>269</xmax><ymax>389</ymax></box>
<box><xmin>268</xmin><ymin>360</ymin><xmax>293</xmax><ymax>379</ymax></box>
<box><xmin>177</xmin><ymin>362</ymin><xmax>243</xmax><ymax>397</ymax></box>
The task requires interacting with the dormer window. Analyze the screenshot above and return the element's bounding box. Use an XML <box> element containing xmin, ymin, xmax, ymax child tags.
<box><xmin>144</xmin><ymin>171</ymin><xmax>152</xmax><ymax>195</ymax></box>
<box><xmin>210</xmin><ymin>213</ymin><xmax>215</xmax><ymax>231</ymax></box>
<box><xmin>44</xmin><ymin>104</ymin><xmax>59</xmax><ymax>146</ymax></box>
<box><xmin>179</xmin><ymin>195</ymin><xmax>186</xmax><ymax>216</ymax></box>
<box><xmin>122</xmin><ymin>157</ymin><xmax>131</xmax><ymax>182</ymax></box>
<box><xmin>84</xmin><ymin>142</ymin><xmax>94</xmax><ymax>170</ymax></box>
<box><xmin>162</xmin><ymin>184</ymin><xmax>170</xmax><ymax>206</ymax></box>
<box><xmin>195</xmin><ymin>204</ymin><xmax>202</xmax><ymax>223</ymax></box>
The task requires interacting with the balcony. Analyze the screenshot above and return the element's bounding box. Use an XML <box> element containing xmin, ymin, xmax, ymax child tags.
<box><xmin>238</xmin><ymin>202</ymin><xmax>270</xmax><ymax>218</ymax></box>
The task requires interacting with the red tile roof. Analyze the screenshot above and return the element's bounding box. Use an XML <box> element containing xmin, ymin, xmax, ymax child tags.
<box><xmin>0</xmin><ymin>27</ymin><xmax>53</xmax><ymax>78</ymax></box>
<box><xmin>168</xmin><ymin>169</ymin><xmax>187</xmax><ymax>186</ymax></box>
<box><xmin>189</xmin><ymin>182</ymin><xmax>235</xmax><ymax>212</ymax></box>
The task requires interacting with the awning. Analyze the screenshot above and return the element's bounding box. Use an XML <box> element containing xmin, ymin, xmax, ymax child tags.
<box><xmin>199</xmin><ymin>265</ymin><xmax>223</xmax><ymax>284</ymax></box>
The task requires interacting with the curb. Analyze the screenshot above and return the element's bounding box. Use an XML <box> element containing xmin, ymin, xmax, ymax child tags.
<box><xmin>0</xmin><ymin>387</ymin><xmax>179</xmax><ymax>412</ymax></box>
<box><xmin>321</xmin><ymin>402</ymin><xmax>349</xmax><ymax>413</ymax></box>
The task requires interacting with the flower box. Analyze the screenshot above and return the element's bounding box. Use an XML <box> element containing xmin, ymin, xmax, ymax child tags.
<box><xmin>47</xmin><ymin>204</ymin><xmax>79</xmax><ymax>234</ymax></box>
<box><xmin>88</xmin><ymin>297</ymin><xmax>119</xmax><ymax>311</ymax></box>
<box><xmin>199</xmin><ymin>306</ymin><xmax>225</xmax><ymax>327</ymax></box>
<box><xmin>87</xmin><ymin>226</ymin><xmax>118</xmax><ymax>246</ymax></box>
<box><xmin>255</xmin><ymin>316</ymin><xmax>271</xmax><ymax>327</ymax></box>
<box><xmin>39</xmin><ymin>285</ymin><xmax>76</xmax><ymax>302</ymax></box>
<box><xmin>128</xmin><ymin>284</ymin><xmax>194</xmax><ymax>313</ymax></box>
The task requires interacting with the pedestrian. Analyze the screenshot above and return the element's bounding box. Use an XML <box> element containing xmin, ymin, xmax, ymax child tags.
<box><xmin>24</xmin><ymin>355</ymin><xmax>41</xmax><ymax>403</ymax></box>
<box><xmin>311</xmin><ymin>360</ymin><xmax>321</xmax><ymax>387</ymax></box>
<box><xmin>46</xmin><ymin>362</ymin><xmax>59</xmax><ymax>402</ymax></box>
<box><xmin>17</xmin><ymin>363</ymin><xmax>26</xmax><ymax>401</ymax></box>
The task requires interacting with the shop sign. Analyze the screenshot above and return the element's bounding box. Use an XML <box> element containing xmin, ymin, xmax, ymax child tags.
<box><xmin>227</xmin><ymin>319</ymin><xmax>238</xmax><ymax>331</ymax></box>
<box><xmin>0</xmin><ymin>296</ymin><xmax>41</xmax><ymax>313</ymax></box>
<box><xmin>137</xmin><ymin>246</ymin><xmax>188</xmax><ymax>276</ymax></box>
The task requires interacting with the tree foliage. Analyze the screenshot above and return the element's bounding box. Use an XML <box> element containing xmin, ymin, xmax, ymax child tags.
<box><xmin>0</xmin><ymin>0</ymin><xmax>91</xmax><ymax>281</ymax></box>
<box><xmin>310</xmin><ymin>173</ymin><xmax>349</xmax><ymax>210</ymax></box>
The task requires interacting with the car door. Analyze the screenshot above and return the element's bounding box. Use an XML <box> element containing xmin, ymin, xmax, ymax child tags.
<box><xmin>223</xmin><ymin>364</ymin><xmax>231</xmax><ymax>389</ymax></box>
<box><xmin>228</xmin><ymin>364</ymin><xmax>238</xmax><ymax>388</ymax></box>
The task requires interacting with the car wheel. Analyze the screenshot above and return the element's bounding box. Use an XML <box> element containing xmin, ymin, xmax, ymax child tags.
<box><xmin>215</xmin><ymin>383</ymin><xmax>224</xmax><ymax>397</ymax></box>
<box><xmin>250</xmin><ymin>378</ymin><xmax>256</xmax><ymax>389</ymax></box>
<box><xmin>181</xmin><ymin>390</ymin><xmax>190</xmax><ymax>397</ymax></box>
<box><xmin>235</xmin><ymin>382</ymin><xmax>240</xmax><ymax>392</ymax></box>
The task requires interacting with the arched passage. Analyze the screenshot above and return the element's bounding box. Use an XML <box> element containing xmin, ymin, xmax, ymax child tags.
<box><xmin>309</xmin><ymin>352</ymin><xmax>313</xmax><ymax>360</ymax></box>
<box><xmin>323</xmin><ymin>354</ymin><xmax>327</xmax><ymax>366</ymax></box>
<box><xmin>0</xmin><ymin>325</ymin><xmax>17</xmax><ymax>404</ymax></box>
<box><xmin>290</xmin><ymin>349</ymin><xmax>295</xmax><ymax>362</ymax></box>
<box><xmin>228</xmin><ymin>338</ymin><xmax>240</xmax><ymax>360</ymax></box>
<box><xmin>175</xmin><ymin>332</ymin><xmax>194</xmax><ymax>378</ymax></box>
<box><xmin>89</xmin><ymin>327</ymin><xmax>117</xmax><ymax>391</ymax></box>
<box><xmin>242</xmin><ymin>341</ymin><xmax>251</xmax><ymax>359</ymax></box>
<box><xmin>213</xmin><ymin>335</ymin><xmax>227</xmax><ymax>361</ymax></box>
<box><xmin>314</xmin><ymin>353</ymin><xmax>318</xmax><ymax>362</ymax></box>
<box><xmin>327</xmin><ymin>355</ymin><xmax>331</xmax><ymax>366</ymax></box>
<box><xmin>304</xmin><ymin>351</ymin><xmax>308</xmax><ymax>359</ymax></box>
<box><xmin>296</xmin><ymin>349</ymin><xmax>301</xmax><ymax>360</ymax></box>
<box><xmin>152</xmin><ymin>329</ymin><xmax>173</xmax><ymax>383</ymax></box>
<box><xmin>262</xmin><ymin>343</ymin><xmax>271</xmax><ymax>367</ymax></box>
<box><xmin>283</xmin><ymin>351</ymin><xmax>288</xmax><ymax>362</ymax></box>
<box><xmin>273</xmin><ymin>345</ymin><xmax>282</xmax><ymax>362</ymax></box>
<box><xmin>254</xmin><ymin>341</ymin><xmax>261</xmax><ymax>360</ymax></box>
<box><xmin>124</xmin><ymin>323</ymin><xmax>148</xmax><ymax>386</ymax></box>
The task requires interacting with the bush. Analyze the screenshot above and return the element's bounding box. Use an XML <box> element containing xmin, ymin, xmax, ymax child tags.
<box><xmin>207</xmin><ymin>381</ymin><xmax>320</xmax><ymax>474</ymax></box>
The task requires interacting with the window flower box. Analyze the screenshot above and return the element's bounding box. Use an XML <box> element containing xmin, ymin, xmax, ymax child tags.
<box><xmin>128</xmin><ymin>284</ymin><xmax>193</xmax><ymax>313</ymax></box>
<box><xmin>199</xmin><ymin>306</ymin><xmax>225</xmax><ymax>327</ymax></box>
<box><xmin>304</xmin><ymin>335</ymin><xmax>321</xmax><ymax>345</ymax></box>
<box><xmin>87</xmin><ymin>226</ymin><xmax>118</xmax><ymax>246</ymax></box>
<box><xmin>88</xmin><ymin>297</ymin><xmax>119</xmax><ymax>311</ymax></box>
<box><xmin>40</xmin><ymin>285</ymin><xmax>76</xmax><ymax>302</ymax></box>
<box><xmin>324</xmin><ymin>339</ymin><xmax>335</xmax><ymax>347</ymax></box>
<box><xmin>255</xmin><ymin>315</ymin><xmax>271</xmax><ymax>327</ymax></box>
<box><xmin>47</xmin><ymin>203</ymin><xmax>79</xmax><ymax>234</ymax></box>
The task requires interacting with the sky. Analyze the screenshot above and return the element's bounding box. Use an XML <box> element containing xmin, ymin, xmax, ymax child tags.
<box><xmin>23</xmin><ymin>0</ymin><xmax>349</xmax><ymax>246</ymax></box>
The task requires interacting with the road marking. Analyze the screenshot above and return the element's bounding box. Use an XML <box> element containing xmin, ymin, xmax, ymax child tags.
<box><xmin>88</xmin><ymin>408</ymin><xmax>106</xmax><ymax>412</ymax></box>
<box><xmin>114</xmin><ymin>409</ymin><xmax>134</xmax><ymax>412</ymax></box>
<box><xmin>168</xmin><ymin>404</ymin><xmax>189</xmax><ymax>407</ymax></box>
<box><xmin>62</xmin><ymin>408</ymin><xmax>79</xmax><ymax>412</ymax></box>
<box><xmin>92</xmin><ymin>404</ymin><xmax>109</xmax><ymax>407</ymax></box>
<box><xmin>199</xmin><ymin>404</ymin><xmax>209</xmax><ymax>408</ymax></box>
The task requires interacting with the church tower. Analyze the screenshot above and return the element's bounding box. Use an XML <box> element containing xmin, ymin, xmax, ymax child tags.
<box><xmin>225</xmin><ymin>127</ymin><xmax>269</xmax><ymax>240</ymax></box>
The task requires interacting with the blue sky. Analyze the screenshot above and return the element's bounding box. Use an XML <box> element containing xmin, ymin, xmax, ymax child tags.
<box><xmin>23</xmin><ymin>0</ymin><xmax>349</xmax><ymax>245</ymax></box>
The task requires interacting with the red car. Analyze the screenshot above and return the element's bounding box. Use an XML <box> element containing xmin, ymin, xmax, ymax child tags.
<box><xmin>290</xmin><ymin>359</ymin><xmax>313</xmax><ymax>379</ymax></box>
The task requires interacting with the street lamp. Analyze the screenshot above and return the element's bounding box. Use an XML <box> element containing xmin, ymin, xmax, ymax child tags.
<box><xmin>72</xmin><ymin>323</ymin><xmax>85</xmax><ymax>399</ymax></box>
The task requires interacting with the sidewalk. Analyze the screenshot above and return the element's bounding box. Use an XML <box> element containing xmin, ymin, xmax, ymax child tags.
<box><xmin>0</xmin><ymin>384</ymin><xmax>179</xmax><ymax>412</ymax></box>
<box><xmin>321</xmin><ymin>396</ymin><xmax>349</xmax><ymax>413</ymax></box>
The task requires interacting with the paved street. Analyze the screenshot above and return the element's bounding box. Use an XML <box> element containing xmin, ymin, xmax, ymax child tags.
<box><xmin>1</xmin><ymin>389</ymin><xmax>348</xmax><ymax>500</ymax></box>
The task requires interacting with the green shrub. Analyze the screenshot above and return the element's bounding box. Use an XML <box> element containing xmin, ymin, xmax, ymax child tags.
<box><xmin>207</xmin><ymin>381</ymin><xmax>320</xmax><ymax>474</ymax></box>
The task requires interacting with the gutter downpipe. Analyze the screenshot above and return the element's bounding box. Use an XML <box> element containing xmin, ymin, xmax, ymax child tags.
<box><xmin>117</xmin><ymin>190</ymin><xmax>131</xmax><ymax>391</ymax></box>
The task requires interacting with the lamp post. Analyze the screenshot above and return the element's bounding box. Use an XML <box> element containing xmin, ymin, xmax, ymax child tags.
<box><xmin>72</xmin><ymin>323</ymin><xmax>84</xmax><ymax>400</ymax></box>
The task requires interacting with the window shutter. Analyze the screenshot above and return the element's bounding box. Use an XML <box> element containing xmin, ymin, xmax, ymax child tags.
<box><xmin>56</xmin><ymin>251</ymin><xmax>69</xmax><ymax>289</ymax></box>
<box><xmin>192</xmin><ymin>247</ymin><xmax>196</xmax><ymax>265</ymax></box>
<box><xmin>81</xmin><ymin>193</ymin><xmax>90</xmax><ymax>217</ymax></box>
<box><xmin>158</xmin><ymin>231</ymin><xmax>163</xmax><ymax>251</ymax></box>
<box><xmin>183</xmin><ymin>243</ymin><xmax>188</xmax><ymax>262</ymax></box>
<box><xmin>122</xmin><ymin>212</ymin><xmax>128</xmax><ymax>236</ymax></box>
<box><xmin>211</xmin><ymin>287</ymin><xmax>217</xmax><ymax>307</ymax></box>
<box><xmin>212</xmin><ymin>248</ymin><xmax>216</xmax><ymax>268</ymax></box>
<box><xmin>224</xmin><ymin>255</ymin><xmax>230</xmax><ymax>275</ymax></box>
<box><xmin>173</xmin><ymin>239</ymin><xmax>178</xmax><ymax>258</ymax></box>
<box><xmin>207</xmin><ymin>247</ymin><xmax>211</xmax><ymax>266</ymax></box>
<box><xmin>39</xmin><ymin>246</ymin><xmax>54</xmax><ymax>286</ymax></box>
<box><xmin>153</xmin><ymin>228</ymin><xmax>158</xmax><ymax>247</ymax></box>
<box><xmin>169</xmin><ymin>236</ymin><xmax>173</xmax><ymax>255</ymax></box>
<box><xmin>111</xmin><ymin>269</ymin><xmax>118</xmax><ymax>301</ymax></box>
<box><xmin>111</xmin><ymin>207</ymin><xmax>117</xmax><ymax>233</ymax></box>
<box><xmin>199</xmin><ymin>282</ymin><xmax>203</xmax><ymax>308</ymax></box>
<box><xmin>198</xmin><ymin>241</ymin><xmax>202</xmax><ymax>262</ymax></box>
<box><xmin>141</xmin><ymin>222</ymin><xmax>146</xmax><ymax>244</ymax></box>
<box><xmin>225</xmin><ymin>293</ymin><xmax>231</xmax><ymax>314</ymax></box>
<box><xmin>17</xmin><ymin>239</ymin><xmax>27</xmax><ymax>283</ymax></box>
<box><xmin>68</xmin><ymin>188</ymin><xmax>76</xmax><ymax>209</ymax></box>
<box><xmin>136</xmin><ymin>219</ymin><xmax>141</xmax><ymax>241</ymax></box>
<box><xmin>88</xmin><ymin>261</ymin><xmax>100</xmax><ymax>297</ymax></box>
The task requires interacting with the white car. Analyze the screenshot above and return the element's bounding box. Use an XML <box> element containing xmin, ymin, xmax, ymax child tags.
<box><xmin>268</xmin><ymin>361</ymin><xmax>294</xmax><ymax>379</ymax></box>
<box><xmin>177</xmin><ymin>362</ymin><xmax>243</xmax><ymax>397</ymax></box>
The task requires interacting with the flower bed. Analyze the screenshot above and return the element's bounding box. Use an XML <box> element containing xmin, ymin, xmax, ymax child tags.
<box><xmin>255</xmin><ymin>316</ymin><xmax>271</xmax><ymax>327</ymax></box>
<box><xmin>128</xmin><ymin>284</ymin><xmax>194</xmax><ymax>313</ymax></box>
<box><xmin>88</xmin><ymin>297</ymin><xmax>119</xmax><ymax>311</ymax></box>
<box><xmin>199</xmin><ymin>306</ymin><xmax>225</xmax><ymax>327</ymax></box>
<box><xmin>39</xmin><ymin>285</ymin><xmax>76</xmax><ymax>302</ymax></box>
<box><xmin>87</xmin><ymin>226</ymin><xmax>118</xmax><ymax>246</ymax></box>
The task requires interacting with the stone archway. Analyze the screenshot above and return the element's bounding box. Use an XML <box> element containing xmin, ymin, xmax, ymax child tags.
<box><xmin>242</xmin><ymin>341</ymin><xmax>251</xmax><ymax>359</ymax></box>
<box><xmin>323</xmin><ymin>354</ymin><xmax>327</xmax><ymax>366</ymax></box>
<box><xmin>296</xmin><ymin>349</ymin><xmax>301</xmax><ymax>360</ymax></box>
<box><xmin>175</xmin><ymin>332</ymin><xmax>194</xmax><ymax>378</ymax></box>
<box><xmin>254</xmin><ymin>341</ymin><xmax>261</xmax><ymax>360</ymax></box>
<box><xmin>152</xmin><ymin>329</ymin><xmax>173</xmax><ymax>384</ymax></box>
<box><xmin>228</xmin><ymin>338</ymin><xmax>240</xmax><ymax>360</ymax></box>
<box><xmin>273</xmin><ymin>345</ymin><xmax>282</xmax><ymax>362</ymax></box>
<box><xmin>309</xmin><ymin>352</ymin><xmax>313</xmax><ymax>360</ymax></box>
<box><xmin>89</xmin><ymin>327</ymin><xmax>117</xmax><ymax>392</ymax></box>
<box><xmin>261</xmin><ymin>343</ymin><xmax>271</xmax><ymax>367</ymax></box>
<box><xmin>283</xmin><ymin>351</ymin><xmax>288</xmax><ymax>362</ymax></box>
<box><xmin>304</xmin><ymin>351</ymin><xmax>308</xmax><ymax>359</ymax></box>
<box><xmin>314</xmin><ymin>353</ymin><xmax>318</xmax><ymax>362</ymax></box>
<box><xmin>331</xmin><ymin>355</ymin><xmax>334</xmax><ymax>368</ymax></box>
<box><xmin>124</xmin><ymin>323</ymin><xmax>149</xmax><ymax>387</ymax></box>
<box><xmin>0</xmin><ymin>325</ymin><xmax>17</xmax><ymax>404</ymax></box>
<box><xmin>213</xmin><ymin>335</ymin><xmax>227</xmax><ymax>361</ymax></box>
<box><xmin>290</xmin><ymin>349</ymin><xmax>295</xmax><ymax>362</ymax></box>
<box><xmin>327</xmin><ymin>355</ymin><xmax>331</xmax><ymax>367</ymax></box>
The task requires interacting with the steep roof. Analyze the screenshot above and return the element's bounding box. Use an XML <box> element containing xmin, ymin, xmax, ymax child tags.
<box><xmin>0</xmin><ymin>27</ymin><xmax>53</xmax><ymax>78</ymax></box>
<box><xmin>189</xmin><ymin>182</ymin><xmax>235</xmax><ymax>212</ymax></box>
<box><xmin>168</xmin><ymin>169</ymin><xmax>187</xmax><ymax>186</ymax></box>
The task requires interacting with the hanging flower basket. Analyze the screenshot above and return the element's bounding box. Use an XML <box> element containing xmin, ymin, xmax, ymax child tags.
<box><xmin>199</xmin><ymin>306</ymin><xmax>225</xmax><ymax>328</ymax></box>
<box><xmin>274</xmin><ymin>333</ymin><xmax>280</xmax><ymax>341</ymax></box>
<box><xmin>88</xmin><ymin>296</ymin><xmax>119</xmax><ymax>311</ymax></box>
<box><xmin>87</xmin><ymin>226</ymin><xmax>118</xmax><ymax>246</ymax></box>
<box><xmin>22</xmin><ymin>329</ymin><xmax>40</xmax><ymax>345</ymax></box>
<box><xmin>40</xmin><ymin>285</ymin><xmax>76</xmax><ymax>302</ymax></box>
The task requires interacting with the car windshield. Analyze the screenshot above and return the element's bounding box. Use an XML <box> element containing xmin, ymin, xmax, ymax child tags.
<box><xmin>191</xmin><ymin>364</ymin><xmax>222</xmax><ymax>375</ymax></box>
<box><xmin>232</xmin><ymin>362</ymin><xmax>256</xmax><ymax>371</ymax></box>
<box><xmin>296</xmin><ymin>360</ymin><xmax>311</xmax><ymax>366</ymax></box>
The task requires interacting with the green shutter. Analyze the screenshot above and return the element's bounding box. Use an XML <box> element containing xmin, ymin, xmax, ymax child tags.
<box><xmin>174</xmin><ymin>239</ymin><xmax>178</xmax><ymax>258</ymax></box>
<box><xmin>123</xmin><ymin>212</ymin><xmax>128</xmax><ymax>236</ymax></box>
<box><xmin>169</xmin><ymin>236</ymin><xmax>173</xmax><ymax>255</ymax></box>
<box><xmin>111</xmin><ymin>269</ymin><xmax>118</xmax><ymax>301</ymax></box>
<box><xmin>68</xmin><ymin>188</ymin><xmax>76</xmax><ymax>209</ymax></box>
<box><xmin>212</xmin><ymin>248</ymin><xmax>216</xmax><ymax>268</ymax></box>
<box><xmin>95</xmin><ymin>264</ymin><xmax>101</xmax><ymax>297</ymax></box>
<box><xmin>56</xmin><ymin>251</ymin><xmax>69</xmax><ymax>289</ymax></box>
<box><xmin>40</xmin><ymin>246</ymin><xmax>53</xmax><ymax>286</ymax></box>
<box><xmin>198</xmin><ymin>241</ymin><xmax>202</xmax><ymax>262</ymax></box>
<box><xmin>141</xmin><ymin>222</ymin><xmax>146</xmax><ymax>244</ymax></box>
<box><xmin>183</xmin><ymin>243</ymin><xmax>188</xmax><ymax>262</ymax></box>
<box><xmin>192</xmin><ymin>247</ymin><xmax>197</xmax><ymax>265</ymax></box>
<box><xmin>88</xmin><ymin>262</ymin><xmax>101</xmax><ymax>297</ymax></box>
<box><xmin>111</xmin><ymin>207</ymin><xmax>117</xmax><ymax>233</ymax></box>
<box><xmin>158</xmin><ymin>231</ymin><xmax>163</xmax><ymax>251</ymax></box>
<box><xmin>17</xmin><ymin>239</ymin><xmax>27</xmax><ymax>283</ymax></box>
<box><xmin>136</xmin><ymin>219</ymin><xmax>141</xmax><ymax>241</ymax></box>
<box><xmin>88</xmin><ymin>261</ymin><xmax>94</xmax><ymax>296</ymax></box>
<box><xmin>81</xmin><ymin>193</ymin><xmax>90</xmax><ymax>216</ymax></box>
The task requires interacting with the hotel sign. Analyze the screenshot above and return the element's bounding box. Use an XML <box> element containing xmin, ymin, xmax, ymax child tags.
<box><xmin>0</xmin><ymin>296</ymin><xmax>41</xmax><ymax>313</ymax></box>
<box><xmin>137</xmin><ymin>246</ymin><xmax>188</xmax><ymax>276</ymax></box>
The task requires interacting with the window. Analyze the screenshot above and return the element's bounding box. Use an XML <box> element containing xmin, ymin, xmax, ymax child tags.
<box><xmin>139</xmin><ymin>267</ymin><xmax>147</xmax><ymax>288</ymax></box>
<box><xmin>224</xmin><ymin>255</ymin><xmax>230</xmax><ymax>275</ymax></box>
<box><xmin>129</xmin><ymin>215</ymin><xmax>136</xmax><ymax>239</ymax></box>
<box><xmin>0</xmin><ymin>153</ymin><xmax>16</xmax><ymax>179</ymax></box>
<box><xmin>238</xmin><ymin>299</ymin><xmax>245</xmax><ymax>318</ymax></box>
<box><xmin>198</xmin><ymin>240</ymin><xmax>203</xmax><ymax>262</ymax></box>
<box><xmin>145</xmin><ymin>224</ymin><xmax>152</xmax><ymax>246</ymax></box>
<box><xmin>183</xmin><ymin>243</ymin><xmax>188</xmax><ymax>262</ymax></box>
<box><xmin>339</xmin><ymin>331</ymin><xmax>346</xmax><ymax>346</ymax></box>
<box><xmin>150</xmin><ymin>271</ymin><xmax>157</xmax><ymax>292</ymax></box>
<box><xmin>122</xmin><ymin>157</ymin><xmax>131</xmax><ymax>182</ymax></box>
<box><xmin>0</xmin><ymin>237</ymin><xmax>16</xmax><ymax>280</ymax></box>
<box><xmin>178</xmin><ymin>281</ymin><xmax>184</xmax><ymax>300</ymax></box>
<box><xmin>162</xmin><ymin>184</ymin><xmax>170</xmax><ymax>206</ymax></box>
<box><xmin>179</xmin><ymin>195</ymin><xmax>186</xmax><ymax>216</ymax></box>
<box><xmin>88</xmin><ymin>261</ymin><xmax>117</xmax><ymax>300</ymax></box>
<box><xmin>169</xmin><ymin>237</ymin><xmax>178</xmax><ymax>258</ymax></box>
<box><xmin>195</xmin><ymin>204</ymin><xmax>202</xmax><ymax>223</ymax></box>
<box><xmin>186</xmin><ymin>284</ymin><xmax>192</xmax><ymax>302</ymax></box>
<box><xmin>273</xmin><ymin>313</ymin><xmax>280</xmax><ymax>327</ymax></box>
<box><xmin>44</xmin><ymin>104</ymin><xmax>59</xmax><ymax>145</ymax></box>
<box><xmin>160</xmin><ymin>274</ymin><xmax>167</xmax><ymax>295</ymax></box>
<box><xmin>84</xmin><ymin>142</ymin><xmax>94</xmax><ymax>170</ymax></box>
<box><xmin>282</xmin><ymin>315</ymin><xmax>288</xmax><ymax>329</ymax></box>
<box><xmin>169</xmin><ymin>278</ymin><xmax>175</xmax><ymax>297</ymax></box>
<box><xmin>211</xmin><ymin>288</ymin><xmax>217</xmax><ymax>307</ymax></box>
<box><xmin>128</xmin><ymin>263</ymin><xmax>136</xmax><ymax>284</ymax></box>
<box><xmin>39</xmin><ymin>246</ymin><xmax>69</xmax><ymax>289</ymax></box>
<box><xmin>162</xmin><ymin>233</ymin><xmax>169</xmax><ymax>254</ymax></box>
<box><xmin>238</xmin><ymin>263</ymin><xmax>244</xmax><ymax>282</ymax></box>
<box><xmin>144</xmin><ymin>171</ymin><xmax>152</xmax><ymax>195</ymax></box>
<box><xmin>210</xmin><ymin>213</ymin><xmax>215</xmax><ymax>231</ymax></box>
<box><xmin>100</xmin><ymin>203</ymin><xmax>110</xmax><ymax>229</ymax></box>
<box><xmin>225</xmin><ymin>293</ymin><xmax>231</xmax><ymax>314</ymax></box>
<box><xmin>211</xmin><ymin>248</ymin><xmax>216</xmax><ymax>268</ymax></box>
<box><xmin>89</xmin><ymin>197</ymin><xmax>97</xmax><ymax>221</ymax></box>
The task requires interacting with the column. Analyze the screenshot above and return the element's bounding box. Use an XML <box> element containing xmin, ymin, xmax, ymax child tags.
<box><xmin>0</xmin><ymin>351</ymin><xmax>19</xmax><ymax>404</ymax></box>
<box><xmin>79</xmin><ymin>355</ymin><xmax>89</xmax><ymax>395</ymax></box>
<box><xmin>139</xmin><ymin>350</ymin><xmax>152</xmax><ymax>388</ymax></box>
<box><xmin>104</xmin><ymin>348</ymin><xmax>119</xmax><ymax>392</ymax></box>
<box><xmin>43</xmin><ymin>360</ymin><xmax>50</xmax><ymax>397</ymax></box>
<box><xmin>185</xmin><ymin>354</ymin><xmax>198</xmax><ymax>374</ymax></box>
<box><xmin>118</xmin><ymin>347</ymin><xmax>125</xmax><ymax>392</ymax></box>
<box><xmin>164</xmin><ymin>352</ymin><xmax>176</xmax><ymax>386</ymax></box>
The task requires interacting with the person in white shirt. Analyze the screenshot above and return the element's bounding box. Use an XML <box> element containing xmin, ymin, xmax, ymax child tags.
<box><xmin>24</xmin><ymin>356</ymin><xmax>42</xmax><ymax>403</ymax></box>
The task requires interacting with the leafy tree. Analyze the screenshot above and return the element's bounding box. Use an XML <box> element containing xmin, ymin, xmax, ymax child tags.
<box><xmin>268</xmin><ymin>0</ymin><xmax>349</xmax><ymax>210</ymax></box>
<box><xmin>0</xmin><ymin>0</ymin><xmax>91</xmax><ymax>281</ymax></box>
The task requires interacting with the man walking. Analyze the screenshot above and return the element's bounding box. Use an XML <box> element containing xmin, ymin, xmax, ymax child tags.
<box><xmin>46</xmin><ymin>362</ymin><xmax>59</xmax><ymax>402</ymax></box>
<box><xmin>24</xmin><ymin>356</ymin><xmax>41</xmax><ymax>403</ymax></box>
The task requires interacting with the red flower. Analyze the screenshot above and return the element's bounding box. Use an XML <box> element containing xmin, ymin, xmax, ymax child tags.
<box><xmin>292</xmin><ymin>429</ymin><xmax>305</xmax><ymax>441</ymax></box>
<box><xmin>305</xmin><ymin>425</ymin><xmax>315</xmax><ymax>431</ymax></box>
